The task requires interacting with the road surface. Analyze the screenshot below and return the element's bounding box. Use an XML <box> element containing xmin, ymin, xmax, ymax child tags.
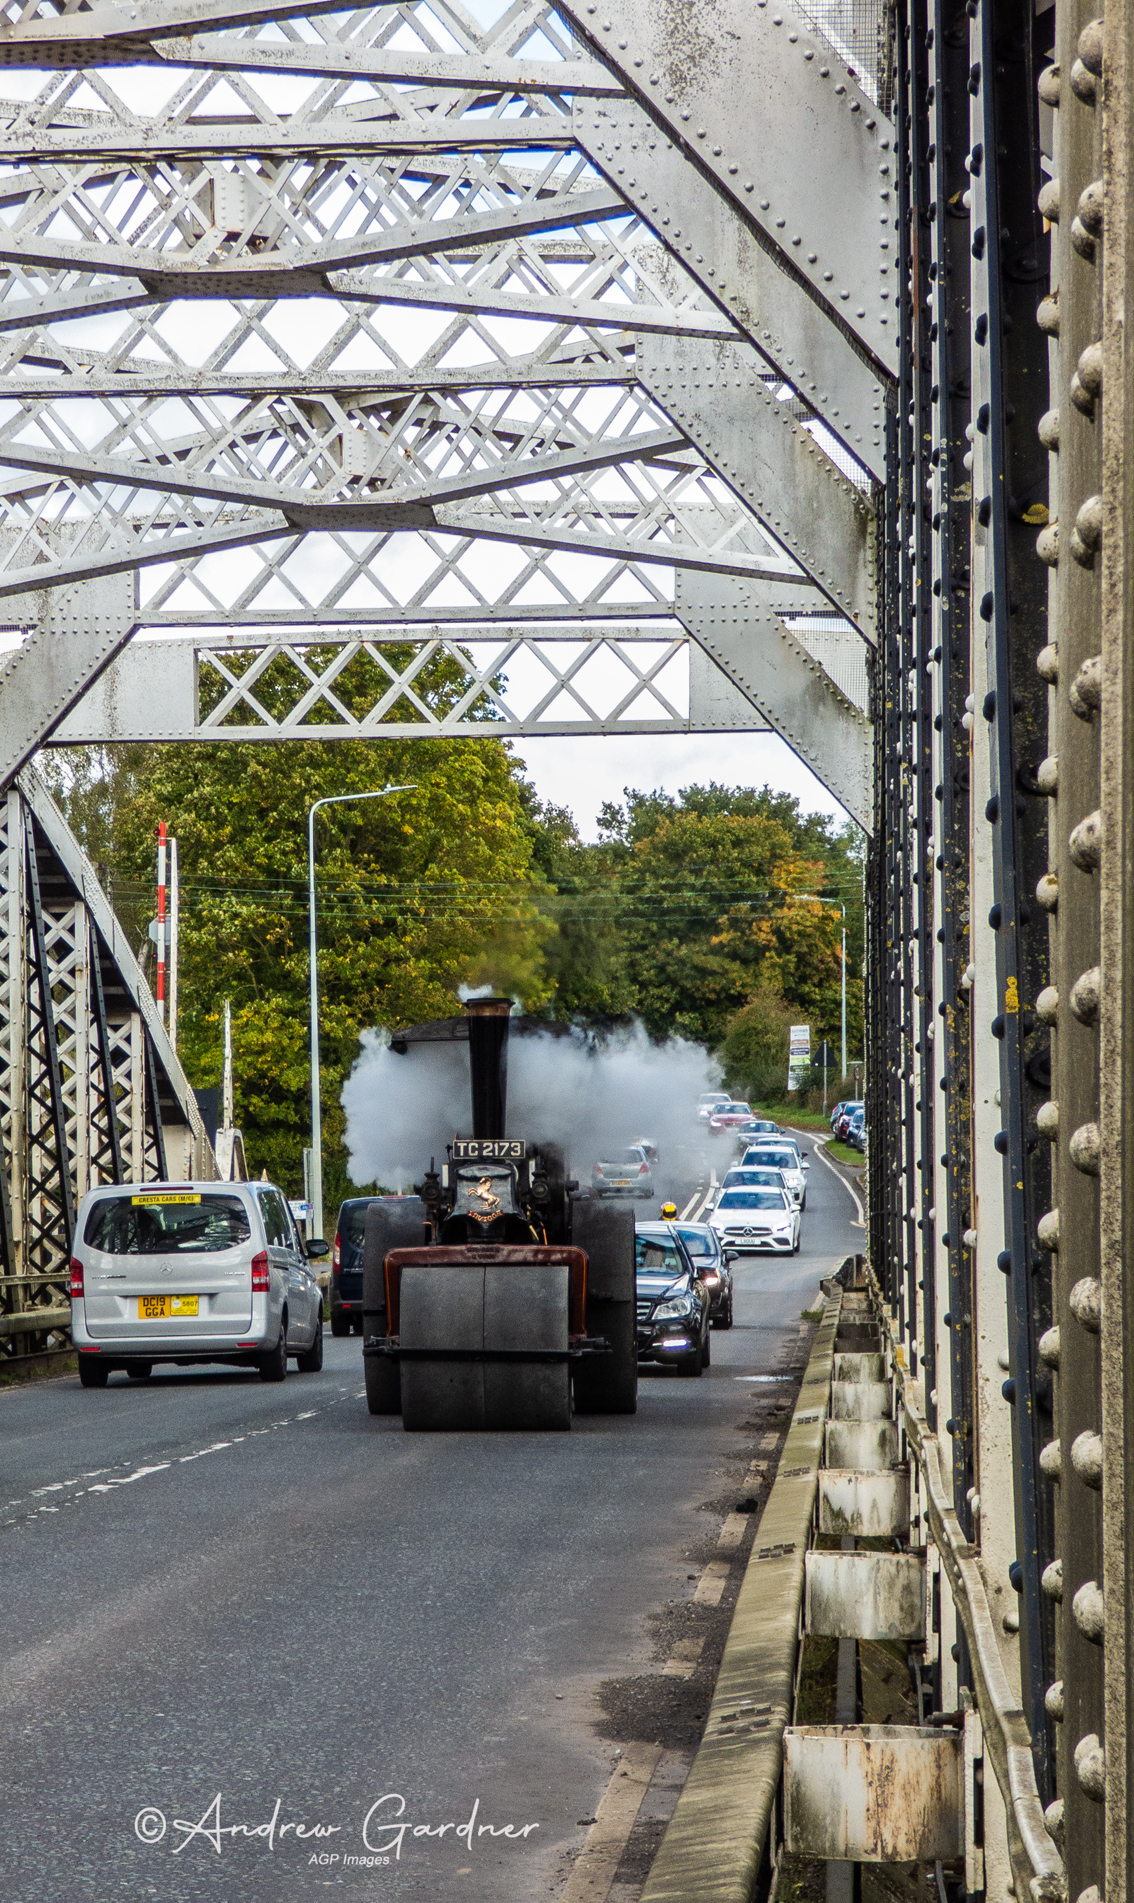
<box><xmin>0</xmin><ymin>1127</ymin><xmax>860</xmax><ymax>1903</ymax></box>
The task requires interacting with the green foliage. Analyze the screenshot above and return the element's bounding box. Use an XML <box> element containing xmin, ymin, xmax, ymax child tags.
<box><xmin>44</xmin><ymin>736</ymin><xmax>551</xmax><ymax>1200</ymax></box>
<box><xmin>526</xmin><ymin>781</ymin><xmax>864</xmax><ymax>1054</ymax></box>
<box><xmin>718</xmin><ymin>987</ymin><xmax>796</xmax><ymax>1103</ymax></box>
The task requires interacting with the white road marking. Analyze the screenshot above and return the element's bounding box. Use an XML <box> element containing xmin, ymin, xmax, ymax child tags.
<box><xmin>561</xmin><ymin>1741</ymin><xmax>663</xmax><ymax>1903</ymax></box>
<box><xmin>679</xmin><ymin>1190</ymin><xmax>700</xmax><ymax>1220</ymax></box>
<box><xmin>1</xmin><ymin>1391</ymin><xmax>350</xmax><ymax>1531</ymax></box>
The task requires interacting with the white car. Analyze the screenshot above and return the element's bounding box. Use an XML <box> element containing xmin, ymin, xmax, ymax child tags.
<box><xmin>69</xmin><ymin>1179</ymin><xmax>327</xmax><ymax>1387</ymax></box>
<box><xmin>738</xmin><ymin>1140</ymin><xmax>809</xmax><ymax>1208</ymax></box>
<box><xmin>697</xmin><ymin>1091</ymin><xmax>731</xmax><ymax>1122</ymax></box>
<box><xmin>709</xmin><ymin>1187</ymin><xmax>801</xmax><ymax>1254</ymax></box>
<box><xmin>719</xmin><ymin>1165</ymin><xmax>791</xmax><ymax>1201</ymax></box>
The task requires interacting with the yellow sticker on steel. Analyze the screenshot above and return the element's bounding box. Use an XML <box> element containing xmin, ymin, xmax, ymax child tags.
<box><xmin>130</xmin><ymin>1193</ymin><xmax>201</xmax><ymax>1205</ymax></box>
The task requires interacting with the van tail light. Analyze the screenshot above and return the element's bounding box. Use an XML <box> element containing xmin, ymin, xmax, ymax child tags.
<box><xmin>69</xmin><ymin>1258</ymin><xmax>84</xmax><ymax>1298</ymax></box>
<box><xmin>251</xmin><ymin>1250</ymin><xmax>270</xmax><ymax>1292</ymax></box>
<box><xmin>332</xmin><ymin>1231</ymin><xmax>341</xmax><ymax>1277</ymax></box>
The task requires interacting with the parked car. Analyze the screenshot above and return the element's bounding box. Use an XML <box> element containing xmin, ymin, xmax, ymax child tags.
<box><xmin>592</xmin><ymin>1143</ymin><xmax>654</xmax><ymax>1198</ymax></box>
<box><xmin>835</xmin><ymin>1100</ymin><xmax>865</xmax><ymax>1141</ymax></box>
<box><xmin>739</xmin><ymin>1140</ymin><xmax>809</xmax><ymax>1207</ymax></box>
<box><xmin>829</xmin><ymin>1100</ymin><xmax>850</xmax><ymax>1130</ymax></box>
<box><xmin>845</xmin><ymin>1110</ymin><xmax>867</xmax><ymax>1152</ymax></box>
<box><xmin>697</xmin><ymin>1092</ymin><xmax>731</xmax><ymax>1122</ymax></box>
<box><xmin>330</xmin><ymin>1193</ymin><xmax>422</xmax><ymax>1336</ymax></box>
<box><xmin>69</xmin><ymin>1180</ymin><xmax>328</xmax><ymax>1387</ymax></box>
<box><xmin>709</xmin><ymin>1186</ymin><xmax>801</xmax><ymax>1254</ymax></box>
<box><xmin>707</xmin><ymin>1102</ymin><xmax>754</xmax><ymax>1136</ymax></box>
<box><xmin>671</xmin><ymin>1222</ymin><xmax>734</xmax><ymax>1327</ymax></box>
<box><xmin>635</xmin><ymin>1224</ymin><xmax>712</xmax><ymax>1373</ymax></box>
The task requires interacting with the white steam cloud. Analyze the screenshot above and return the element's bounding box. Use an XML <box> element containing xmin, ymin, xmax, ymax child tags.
<box><xmin>341</xmin><ymin>1021</ymin><xmax>723</xmax><ymax>1190</ymax></box>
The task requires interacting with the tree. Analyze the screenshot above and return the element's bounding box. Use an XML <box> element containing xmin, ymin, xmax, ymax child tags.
<box><xmin>44</xmin><ymin>736</ymin><xmax>552</xmax><ymax>1203</ymax></box>
<box><xmin>719</xmin><ymin>987</ymin><xmax>796</xmax><ymax>1103</ymax></box>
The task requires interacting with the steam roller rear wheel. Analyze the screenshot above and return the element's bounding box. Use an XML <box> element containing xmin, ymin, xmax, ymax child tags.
<box><xmin>399</xmin><ymin>1263</ymin><xmax>570</xmax><ymax>1432</ymax></box>
<box><xmin>568</xmin><ymin>1198</ymin><xmax>637</xmax><ymax>1415</ymax></box>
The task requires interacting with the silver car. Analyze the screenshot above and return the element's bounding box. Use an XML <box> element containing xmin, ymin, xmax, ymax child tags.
<box><xmin>69</xmin><ymin>1180</ymin><xmax>326</xmax><ymax>1388</ymax></box>
<box><xmin>592</xmin><ymin>1144</ymin><xmax>654</xmax><ymax>1198</ymax></box>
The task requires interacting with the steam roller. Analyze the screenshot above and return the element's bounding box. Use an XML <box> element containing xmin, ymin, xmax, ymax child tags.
<box><xmin>361</xmin><ymin>997</ymin><xmax>637</xmax><ymax>1430</ymax></box>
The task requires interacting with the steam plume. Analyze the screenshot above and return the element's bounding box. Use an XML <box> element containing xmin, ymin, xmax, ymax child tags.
<box><xmin>341</xmin><ymin>1021</ymin><xmax>723</xmax><ymax>1190</ymax></box>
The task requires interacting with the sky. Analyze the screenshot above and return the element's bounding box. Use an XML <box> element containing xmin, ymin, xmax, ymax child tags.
<box><xmin>509</xmin><ymin>732</ymin><xmax>847</xmax><ymax>840</ymax></box>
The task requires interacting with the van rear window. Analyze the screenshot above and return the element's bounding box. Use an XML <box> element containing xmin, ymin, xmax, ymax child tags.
<box><xmin>84</xmin><ymin>1194</ymin><xmax>251</xmax><ymax>1255</ymax></box>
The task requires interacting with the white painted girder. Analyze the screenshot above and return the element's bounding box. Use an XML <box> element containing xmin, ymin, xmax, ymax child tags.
<box><xmin>574</xmin><ymin>93</ymin><xmax>887</xmax><ymax>475</ymax></box>
<box><xmin>557</xmin><ymin>0</ymin><xmax>899</xmax><ymax>377</ymax></box>
<box><xmin>676</xmin><ymin>571</ymin><xmax>872</xmax><ymax>830</ymax></box>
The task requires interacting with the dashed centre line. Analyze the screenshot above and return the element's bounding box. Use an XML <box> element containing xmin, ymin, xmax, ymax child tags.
<box><xmin>1</xmin><ymin>1386</ymin><xmax>354</xmax><ymax>1533</ymax></box>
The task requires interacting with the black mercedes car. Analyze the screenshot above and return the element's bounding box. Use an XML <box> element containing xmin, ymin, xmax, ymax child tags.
<box><xmin>634</xmin><ymin>1224</ymin><xmax>712</xmax><ymax>1376</ymax></box>
<box><xmin>672</xmin><ymin>1222</ymin><xmax>734</xmax><ymax>1328</ymax></box>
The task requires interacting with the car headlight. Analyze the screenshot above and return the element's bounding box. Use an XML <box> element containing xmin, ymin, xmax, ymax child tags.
<box><xmin>653</xmin><ymin>1296</ymin><xmax>693</xmax><ymax>1319</ymax></box>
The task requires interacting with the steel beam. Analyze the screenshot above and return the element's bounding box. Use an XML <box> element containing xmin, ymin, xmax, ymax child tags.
<box><xmin>641</xmin><ymin>335</ymin><xmax>877</xmax><ymax>634</ymax></box>
<box><xmin>557</xmin><ymin>0</ymin><xmax>899</xmax><ymax>377</ymax></box>
<box><xmin>573</xmin><ymin>93</ymin><xmax>887</xmax><ymax>475</ymax></box>
<box><xmin>0</xmin><ymin>573</ymin><xmax>136</xmax><ymax>789</ymax></box>
<box><xmin>676</xmin><ymin>571</ymin><xmax>872</xmax><ymax>830</ymax></box>
<box><xmin>51</xmin><ymin>626</ymin><xmax>777</xmax><ymax>742</ymax></box>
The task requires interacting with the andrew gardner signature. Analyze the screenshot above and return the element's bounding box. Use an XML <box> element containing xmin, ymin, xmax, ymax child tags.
<box><xmin>134</xmin><ymin>1792</ymin><xmax>540</xmax><ymax>1861</ymax></box>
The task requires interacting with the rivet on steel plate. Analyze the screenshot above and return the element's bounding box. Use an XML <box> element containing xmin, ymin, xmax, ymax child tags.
<box><xmin>1037</xmin><ymin>292</ymin><xmax>1060</xmax><ymax>335</ymax></box>
<box><xmin>1039</xmin><ymin>1440</ymin><xmax>1062</xmax><ymax>1481</ymax></box>
<box><xmin>1073</xmin><ymin>1729</ymin><xmax>1106</xmax><ymax>1791</ymax></box>
<box><xmin>1069</xmin><ymin>811</ymin><xmax>1104</xmax><ymax>871</ymax></box>
<box><xmin>1071</xmin><ymin>1430</ymin><xmax>1103</xmax><ymax>1487</ymax></box>
<box><xmin>1043</xmin><ymin>1798</ymin><xmax>1065</xmax><ymax>1846</ymax></box>
<box><xmin>1038</xmin><ymin>1324</ymin><xmax>1060</xmax><ymax>1367</ymax></box>
<box><xmin>1069</xmin><ymin>654</ymin><xmax>1102</xmax><ymax>719</ymax></box>
<box><xmin>1045</xmin><ymin>1680</ymin><xmax>1064</xmax><ymax>1721</ymax></box>
<box><xmin>1078</xmin><ymin>340</ymin><xmax>1103</xmax><ymax>396</ymax></box>
<box><xmin>1037</xmin><ymin>177</ymin><xmax>1060</xmax><ymax>222</ymax></box>
<box><xmin>1036</xmin><ymin>755</ymin><xmax>1059</xmax><ymax>795</ymax></box>
<box><xmin>1036</xmin><ymin>1100</ymin><xmax>1059</xmax><ymax>1139</ymax></box>
<box><xmin>1079</xmin><ymin>17</ymin><xmax>1104</xmax><ymax>72</ymax></box>
<box><xmin>1036</xmin><ymin>642</ymin><xmax>1059</xmax><ymax>682</ymax></box>
<box><xmin>1037</xmin><ymin>1209</ymin><xmax>1060</xmax><ymax>1252</ymax></box>
<box><xmin>1036</xmin><ymin>522</ymin><xmax>1059</xmax><ymax>566</ymax></box>
<box><xmin>1070</xmin><ymin>967</ymin><xmax>1101</xmax><ymax>1022</ymax></box>
<box><xmin>1070</xmin><ymin>1276</ymin><xmax>1102</xmax><ymax>1332</ymax></box>
<box><xmin>1070</xmin><ymin>56</ymin><xmax>1097</xmax><ymax>101</ymax></box>
<box><xmin>1041</xmin><ymin>1558</ymin><xmax>1063</xmax><ymax>1601</ymax></box>
<box><xmin>1037</xmin><ymin>63</ymin><xmax>1060</xmax><ymax>105</ymax></box>
<box><xmin>1036</xmin><ymin>984</ymin><xmax>1059</xmax><ymax>1024</ymax></box>
<box><xmin>1072</xmin><ymin>1583</ymin><xmax>1105</xmax><ymax>1645</ymax></box>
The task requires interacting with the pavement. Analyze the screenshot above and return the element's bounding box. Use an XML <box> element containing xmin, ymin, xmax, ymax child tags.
<box><xmin>0</xmin><ymin>1126</ymin><xmax>861</xmax><ymax>1903</ymax></box>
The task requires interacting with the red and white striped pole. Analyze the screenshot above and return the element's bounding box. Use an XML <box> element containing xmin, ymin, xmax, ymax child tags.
<box><xmin>155</xmin><ymin>821</ymin><xmax>167</xmax><ymax>1025</ymax></box>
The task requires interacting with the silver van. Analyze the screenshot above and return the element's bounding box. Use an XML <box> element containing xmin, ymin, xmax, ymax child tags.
<box><xmin>69</xmin><ymin>1180</ymin><xmax>326</xmax><ymax>1388</ymax></box>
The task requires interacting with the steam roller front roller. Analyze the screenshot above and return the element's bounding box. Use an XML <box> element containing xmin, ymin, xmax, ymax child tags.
<box><xmin>361</xmin><ymin>1196</ymin><xmax>429</xmax><ymax>1415</ymax></box>
<box><xmin>568</xmin><ymin>1198</ymin><xmax>637</xmax><ymax>1415</ymax></box>
<box><xmin>399</xmin><ymin>1260</ymin><xmax>571</xmax><ymax>1432</ymax></box>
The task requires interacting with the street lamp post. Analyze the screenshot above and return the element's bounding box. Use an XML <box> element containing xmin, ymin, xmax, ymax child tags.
<box><xmin>308</xmin><ymin>785</ymin><xmax>416</xmax><ymax>1240</ymax></box>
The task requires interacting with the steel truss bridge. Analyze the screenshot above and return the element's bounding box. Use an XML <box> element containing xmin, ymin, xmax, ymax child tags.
<box><xmin>0</xmin><ymin>0</ymin><xmax>1124</xmax><ymax>1896</ymax></box>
